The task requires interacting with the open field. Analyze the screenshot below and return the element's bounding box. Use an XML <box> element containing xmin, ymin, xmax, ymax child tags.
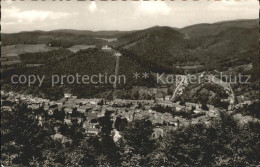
<box><xmin>95</xmin><ymin>37</ymin><xmax>117</xmax><ymax>42</ymax></box>
<box><xmin>1</xmin><ymin>44</ymin><xmax>59</xmax><ymax>66</ymax></box>
<box><xmin>67</xmin><ymin>44</ymin><xmax>96</xmax><ymax>53</ymax></box>
<box><xmin>2</xmin><ymin>44</ymin><xmax>59</xmax><ymax>57</ymax></box>
<box><xmin>1</xmin><ymin>60</ymin><xmax>22</xmax><ymax>66</ymax></box>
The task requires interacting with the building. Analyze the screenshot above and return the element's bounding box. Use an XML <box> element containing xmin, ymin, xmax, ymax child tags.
<box><xmin>79</xmin><ymin>98</ymin><xmax>102</xmax><ymax>105</ymax></box>
<box><xmin>176</xmin><ymin>105</ymin><xmax>185</xmax><ymax>112</ymax></box>
<box><xmin>51</xmin><ymin>133</ymin><xmax>72</xmax><ymax>144</ymax></box>
<box><xmin>193</xmin><ymin>108</ymin><xmax>204</xmax><ymax>114</ymax></box>
<box><xmin>64</xmin><ymin>93</ymin><xmax>72</xmax><ymax>98</ymax></box>
<box><xmin>112</xmin><ymin>129</ymin><xmax>122</xmax><ymax>142</ymax></box>
<box><xmin>77</xmin><ymin>107</ymin><xmax>87</xmax><ymax>114</ymax></box>
<box><xmin>85</xmin><ymin>128</ymin><xmax>100</xmax><ymax>136</ymax></box>
<box><xmin>102</xmin><ymin>45</ymin><xmax>112</xmax><ymax>50</ymax></box>
<box><xmin>114</xmin><ymin>52</ymin><xmax>122</xmax><ymax>57</ymax></box>
<box><xmin>28</xmin><ymin>103</ymin><xmax>40</xmax><ymax>110</ymax></box>
<box><xmin>165</xmin><ymin>95</ymin><xmax>171</xmax><ymax>101</ymax></box>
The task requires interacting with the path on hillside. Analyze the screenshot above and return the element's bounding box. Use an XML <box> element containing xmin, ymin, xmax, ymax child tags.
<box><xmin>170</xmin><ymin>76</ymin><xmax>185</xmax><ymax>101</ymax></box>
<box><xmin>114</xmin><ymin>55</ymin><xmax>120</xmax><ymax>89</ymax></box>
<box><xmin>228</xmin><ymin>84</ymin><xmax>235</xmax><ymax>109</ymax></box>
<box><xmin>229</xmin><ymin>85</ymin><xmax>234</xmax><ymax>98</ymax></box>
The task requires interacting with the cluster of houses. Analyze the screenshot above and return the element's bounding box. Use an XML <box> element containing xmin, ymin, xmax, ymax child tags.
<box><xmin>1</xmin><ymin>86</ymin><xmax>255</xmax><ymax>144</ymax></box>
<box><xmin>1</xmin><ymin>90</ymin><xmax>217</xmax><ymax>139</ymax></box>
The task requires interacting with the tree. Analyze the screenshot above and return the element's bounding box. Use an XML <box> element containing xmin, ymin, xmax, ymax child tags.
<box><xmin>1</xmin><ymin>103</ymin><xmax>53</xmax><ymax>166</ymax></box>
<box><xmin>149</xmin><ymin>112</ymin><xmax>260</xmax><ymax>166</ymax></box>
<box><xmin>201</xmin><ymin>103</ymin><xmax>209</xmax><ymax>111</ymax></box>
<box><xmin>94</xmin><ymin>111</ymin><xmax>122</xmax><ymax>165</ymax></box>
<box><xmin>123</xmin><ymin>119</ymin><xmax>155</xmax><ymax>165</ymax></box>
<box><xmin>64</xmin><ymin>141</ymin><xmax>98</xmax><ymax>166</ymax></box>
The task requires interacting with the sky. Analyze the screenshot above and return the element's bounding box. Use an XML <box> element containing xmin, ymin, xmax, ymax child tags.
<box><xmin>1</xmin><ymin>0</ymin><xmax>258</xmax><ymax>33</ymax></box>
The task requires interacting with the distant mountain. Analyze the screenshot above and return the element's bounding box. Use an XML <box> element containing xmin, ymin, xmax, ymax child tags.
<box><xmin>113</xmin><ymin>26</ymin><xmax>188</xmax><ymax>73</ymax></box>
<box><xmin>112</xmin><ymin>19</ymin><xmax>258</xmax><ymax>74</ymax></box>
<box><xmin>2</xmin><ymin>19</ymin><xmax>259</xmax><ymax>99</ymax></box>
<box><xmin>2</xmin><ymin>19</ymin><xmax>259</xmax><ymax>75</ymax></box>
<box><xmin>1</xmin><ymin>29</ymin><xmax>130</xmax><ymax>46</ymax></box>
<box><xmin>180</xmin><ymin>19</ymin><xmax>258</xmax><ymax>39</ymax></box>
<box><xmin>1</xmin><ymin>29</ymin><xmax>131</xmax><ymax>46</ymax></box>
<box><xmin>2</xmin><ymin>19</ymin><xmax>257</xmax><ymax>45</ymax></box>
<box><xmin>49</xmin><ymin>29</ymin><xmax>131</xmax><ymax>37</ymax></box>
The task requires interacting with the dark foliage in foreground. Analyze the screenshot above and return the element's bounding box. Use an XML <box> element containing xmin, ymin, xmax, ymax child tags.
<box><xmin>149</xmin><ymin>112</ymin><xmax>260</xmax><ymax>166</ymax></box>
<box><xmin>1</xmin><ymin>104</ymin><xmax>260</xmax><ymax>166</ymax></box>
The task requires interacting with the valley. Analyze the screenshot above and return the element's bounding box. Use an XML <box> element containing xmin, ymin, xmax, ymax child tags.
<box><xmin>1</xmin><ymin>6</ymin><xmax>259</xmax><ymax>166</ymax></box>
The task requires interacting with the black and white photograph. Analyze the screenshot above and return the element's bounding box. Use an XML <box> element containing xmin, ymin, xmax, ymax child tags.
<box><xmin>1</xmin><ymin>0</ymin><xmax>260</xmax><ymax>166</ymax></box>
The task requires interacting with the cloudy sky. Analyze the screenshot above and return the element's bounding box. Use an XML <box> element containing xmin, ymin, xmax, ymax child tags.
<box><xmin>1</xmin><ymin>0</ymin><xmax>258</xmax><ymax>33</ymax></box>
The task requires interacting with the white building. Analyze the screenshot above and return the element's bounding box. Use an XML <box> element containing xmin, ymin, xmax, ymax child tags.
<box><xmin>102</xmin><ymin>45</ymin><xmax>112</xmax><ymax>50</ymax></box>
<box><xmin>114</xmin><ymin>52</ymin><xmax>122</xmax><ymax>56</ymax></box>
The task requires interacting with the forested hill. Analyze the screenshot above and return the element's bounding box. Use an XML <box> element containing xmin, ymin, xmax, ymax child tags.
<box><xmin>2</xmin><ymin>19</ymin><xmax>259</xmax><ymax>98</ymax></box>
<box><xmin>112</xmin><ymin>19</ymin><xmax>258</xmax><ymax>75</ymax></box>
<box><xmin>180</xmin><ymin>19</ymin><xmax>258</xmax><ymax>39</ymax></box>
<box><xmin>1</xmin><ymin>29</ymin><xmax>130</xmax><ymax>47</ymax></box>
<box><xmin>2</xmin><ymin>48</ymin><xmax>153</xmax><ymax>100</ymax></box>
<box><xmin>2</xmin><ymin>19</ymin><xmax>259</xmax><ymax>75</ymax></box>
